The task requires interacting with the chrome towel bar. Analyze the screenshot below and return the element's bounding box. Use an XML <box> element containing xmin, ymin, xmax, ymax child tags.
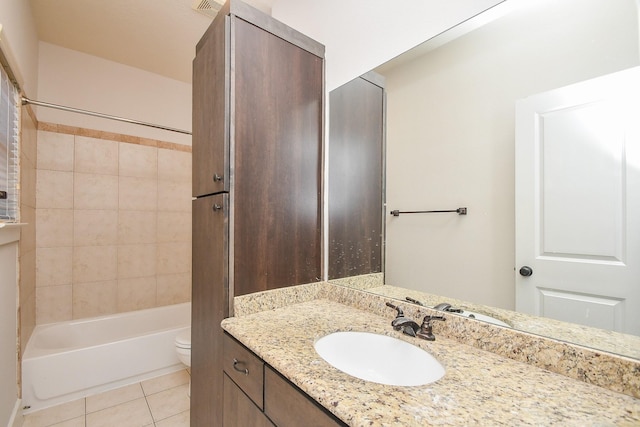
<box><xmin>390</xmin><ymin>207</ymin><xmax>467</xmax><ymax>216</ymax></box>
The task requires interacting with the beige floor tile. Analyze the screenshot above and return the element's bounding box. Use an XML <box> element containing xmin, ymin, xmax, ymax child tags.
<box><xmin>146</xmin><ymin>384</ymin><xmax>190</xmax><ymax>422</ymax></box>
<box><xmin>23</xmin><ymin>375</ymin><xmax>190</xmax><ymax>427</ymax></box>
<box><xmin>86</xmin><ymin>383</ymin><xmax>144</xmax><ymax>413</ymax></box>
<box><xmin>85</xmin><ymin>398</ymin><xmax>153</xmax><ymax>427</ymax></box>
<box><xmin>23</xmin><ymin>399</ymin><xmax>85</xmax><ymax>427</ymax></box>
<box><xmin>50</xmin><ymin>416</ymin><xmax>86</xmax><ymax>427</ymax></box>
<box><xmin>142</xmin><ymin>370</ymin><xmax>190</xmax><ymax>396</ymax></box>
<box><xmin>155</xmin><ymin>410</ymin><xmax>190</xmax><ymax>427</ymax></box>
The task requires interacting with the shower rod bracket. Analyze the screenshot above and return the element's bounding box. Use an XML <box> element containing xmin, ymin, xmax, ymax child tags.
<box><xmin>390</xmin><ymin>207</ymin><xmax>467</xmax><ymax>216</ymax></box>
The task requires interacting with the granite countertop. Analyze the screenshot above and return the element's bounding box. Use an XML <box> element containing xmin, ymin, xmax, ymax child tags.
<box><xmin>222</xmin><ymin>298</ymin><xmax>640</xmax><ymax>426</ymax></box>
<box><xmin>368</xmin><ymin>284</ymin><xmax>640</xmax><ymax>360</ymax></box>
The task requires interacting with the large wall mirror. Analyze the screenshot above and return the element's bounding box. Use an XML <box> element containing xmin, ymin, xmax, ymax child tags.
<box><xmin>328</xmin><ymin>0</ymin><xmax>640</xmax><ymax>360</ymax></box>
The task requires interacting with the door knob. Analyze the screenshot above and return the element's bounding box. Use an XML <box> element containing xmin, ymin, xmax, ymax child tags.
<box><xmin>519</xmin><ymin>266</ymin><xmax>533</xmax><ymax>277</ymax></box>
<box><xmin>212</xmin><ymin>204</ymin><xmax>223</xmax><ymax>212</ymax></box>
<box><xmin>213</xmin><ymin>173</ymin><xmax>223</xmax><ymax>182</ymax></box>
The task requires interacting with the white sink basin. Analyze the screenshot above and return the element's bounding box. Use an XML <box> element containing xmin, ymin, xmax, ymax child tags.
<box><xmin>314</xmin><ymin>331</ymin><xmax>445</xmax><ymax>386</ymax></box>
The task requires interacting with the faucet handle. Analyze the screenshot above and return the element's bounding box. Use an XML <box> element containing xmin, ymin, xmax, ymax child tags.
<box><xmin>385</xmin><ymin>302</ymin><xmax>404</xmax><ymax>318</ymax></box>
<box><xmin>416</xmin><ymin>315</ymin><xmax>446</xmax><ymax>341</ymax></box>
<box><xmin>423</xmin><ymin>315</ymin><xmax>446</xmax><ymax>324</ymax></box>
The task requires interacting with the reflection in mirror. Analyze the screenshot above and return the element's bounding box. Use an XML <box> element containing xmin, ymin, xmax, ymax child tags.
<box><xmin>328</xmin><ymin>0</ymin><xmax>640</xmax><ymax>360</ymax></box>
<box><xmin>328</xmin><ymin>72</ymin><xmax>385</xmax><ymax>280</ymax></box>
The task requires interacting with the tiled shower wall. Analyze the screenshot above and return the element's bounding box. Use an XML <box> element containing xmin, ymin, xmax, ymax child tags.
<box><xmin>20</xmin><ymin>106</ymin><xmax>38</xmax><ymax>353</ymax></box>
<box><xmin>35</xmin><ymin>126</ymin><xmax>192</xmax><ymax>323</ymax></box>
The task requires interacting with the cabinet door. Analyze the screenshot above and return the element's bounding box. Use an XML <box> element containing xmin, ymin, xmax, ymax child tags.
<box><xmin>223</xmin><ymin>374</ymin><xmax>274</xmax><ymax>427</ymax></box>
<box><xmin>191</xmin><ymin>194</ymin><xmax>229</xmax><ymax>425</ymax></box>
<box><xmin>223</xmin><ymin>333</ymin><xmax>264</xmax><ymax>409</ymax></box>
<box><xmin>192</xmin><ymin>13</ymin><xmax>229</xmax><ymax>197</ymax></box>
<box><xmin>328</xmin><ymin>74</ymin><xmax>385</xmax><ymax>280</ymax></box>
<box><xmin>232</xmin><ymin>17</ymin><xmax>324</xmax><ymax>295</ymax></box>
<box><xmin>264</xmin><ymin>366</ymin><xmax>345</xmax><ymax>427</ymax></box>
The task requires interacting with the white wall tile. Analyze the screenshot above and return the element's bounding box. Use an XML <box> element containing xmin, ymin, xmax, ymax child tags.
<box><xmin>118</xmin><ymin>210</ymin><xmax>157</xmax><ymax>244</ymax></box>
<box><xmin>73</xmin><ymin>245</ymin><xmax>117</xmax><ymax>283</ymax></box>
<box><xmin>73</xmin><ymin>280</ymin><xmax>117</xmax><ymax>319</ymax></box>
<box><xmin>119</xmin><ymin>176</ymin><xmax>157</xmax><ymax>211</ymax></box>
<box><xmin>157</xmin><ymin>180</ymin><xmax>192</xmax><ymax>213</ymax></box>
<box><xmin>35</xmin><ymin>133</ymin><xmax>193</xmax><ymax>323</ymax></box>
<box><xmin>74</xmin><ymin>173</ymin><xmax>119</xmax><ymax>210</ymax></box>
<box><xmin>75</xmin><ymin>136</ymin><xmax>119</xmax><ymax>175</ymax></box>
<box><xmin>117</xmin><ymin>244</ymin><xmax>157</xmax><ymax>279</ymax></box>
<box><xmin>117</xmin><ymin>277</ymin><xmax>157</xmax><ymax>312</ymax></box>
<box><xmin>36</xmin><ymin>170</ymin><xmax>74</xmax><ymax>209</ymax></box>
<box><xmin>36</xmin><ymin>284</ymin><xmax>72</xmax><ymax>323</ymax></box>
<box><xmin>36</xmin><ymin>208</ymin><xmax>74</xmax><ymax>248</ymax></box>
<box><xmin>157</xmin><ymin>212</ymin><xmax>191</xmax><ymax>243</ymax></box>
<box><xmin>21</xmin><ymin>158</ymin><xmax>38</xmax><ymax>208</ymax></box>
<box><xmin>119</xmin><ymin>143</ymin><xmax>157</xmax><ymax>178</ymax></box>
<box><xmin>36</xmin><ymin>246</ymin><xmax>73</xmax><ymax>287</ymax></box>
<box><xmin>157</xmin><ymin>273</ymin><xmax>191</xmax><ymax>306</ymax></box>
<box><xmin>37</xmin><ymin>131</ymin><xmax>74</xmax><ymax>171</ymax></box>
<box><xmin>157</xmin><ymin>242</ymin><xmax>191</xmax><ymax>275</ymax></box>
<box><xmin>158</xmin><ymin>149</ymin><xmax>191</xmax><ymax>182</ymax></box>
<box><xmin>74</xmin><ymin>210</ymin><xmax>118</xmax><ymax>246</ymax></box>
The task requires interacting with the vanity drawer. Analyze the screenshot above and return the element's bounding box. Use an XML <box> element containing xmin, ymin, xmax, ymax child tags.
<box><xmin>264</xmin><ymin>366</ymin><xmax>345</xmax><ymax>427</ymax></box>
<box><xmin>223</xmin><ymin>332</ymin><xmax>265</xmax><ymax>409</ymax></box>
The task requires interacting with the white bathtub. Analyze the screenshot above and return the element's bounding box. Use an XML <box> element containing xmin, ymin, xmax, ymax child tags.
<box><xmin>22</xmin><ymin>303</ymin><xmax>190</xmax><ymax>413</ymax></box>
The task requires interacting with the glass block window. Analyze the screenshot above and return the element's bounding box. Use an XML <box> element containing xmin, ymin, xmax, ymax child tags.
<box><xmin>0</xmin><ymin>63</ymin><xmax>20</xmax><ymax>222</ymax></box>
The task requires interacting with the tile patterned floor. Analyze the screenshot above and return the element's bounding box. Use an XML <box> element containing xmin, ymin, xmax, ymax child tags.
<box><xmin>22</xmin><ymin>369</ymin><xmax>190</xmax><ymax>427</ymax></box>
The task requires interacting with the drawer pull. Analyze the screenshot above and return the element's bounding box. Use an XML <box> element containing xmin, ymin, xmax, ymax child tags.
<box><xmin>233</xmin><ymin>358</ymin><xmax>249</xmax><ymax>375</ymax></box>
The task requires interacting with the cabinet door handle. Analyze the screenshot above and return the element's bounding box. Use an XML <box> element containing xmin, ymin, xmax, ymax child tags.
<box><xmin>233</xmin><ymin>358</ymin><xmax>249</xmax><ymax>375</ymax></box>
<box><xmin>212</xmin><ymin>204</ymin><xmax>223</xmax><ymax>212</ymax></box>
<box><xmin>213</xmin><ymin>173</ymin><xmax>224</xmax><ymax>182</ymax></box>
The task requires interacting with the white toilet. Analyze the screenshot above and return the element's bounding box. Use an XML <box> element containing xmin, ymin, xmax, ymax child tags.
<box><xmin>175</xmin><ymin>327</ymin><xmax>191</xmax><ymax>395</ymax></box>
<box><xmin>175</xmin><ymin>327</ymin><xmax>191</xmax><ymax>368</ymax></box>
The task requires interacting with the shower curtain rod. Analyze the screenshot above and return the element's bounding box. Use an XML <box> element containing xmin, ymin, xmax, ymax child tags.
<box><xmin>21</xmin><ymin>97</ymin><xmax>192</xmax><ymax>136</ymax></box>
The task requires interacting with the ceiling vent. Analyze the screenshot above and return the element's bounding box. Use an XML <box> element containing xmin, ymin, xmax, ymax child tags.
<box><xmin>191</xmin><ymin>0</ymin><xmax>225</xmax><ymax>18</ymax></box>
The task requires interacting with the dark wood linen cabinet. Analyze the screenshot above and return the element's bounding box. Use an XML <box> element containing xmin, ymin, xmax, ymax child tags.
<box><xmin>191</xmin><ymin>0</ymin><xmax>324</xmax><ymax>425</ymax></box>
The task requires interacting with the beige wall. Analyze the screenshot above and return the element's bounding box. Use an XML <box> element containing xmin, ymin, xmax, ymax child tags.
<box><xmin>37</xmin><ymin>42</ymin><xmax>192</xmax><ymax>147</ymax></box>
<box><xmin>383</xmin><ymin>0</ymin><xmax>640</xmax><ymax>309</ymax></box>
<box><xmin>34</xmin><ymin>127</ymin><xmax>192</xmax><ymax>323</ymax></box>
<box><xmin>0</xmin><ymin>0</ymin><xmax>39</xmax><ymax>96</ymax></box>
<box><xmin>273</xmin><ymin>0</ymin><xmax>503</xmax><ymax>91</ymax></box>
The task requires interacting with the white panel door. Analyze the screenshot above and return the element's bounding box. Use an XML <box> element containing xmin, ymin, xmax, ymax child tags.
<box><xmin>515</xmin><ymin>67</ymin><xmax>640</xmax><ymax>335</ymax></box>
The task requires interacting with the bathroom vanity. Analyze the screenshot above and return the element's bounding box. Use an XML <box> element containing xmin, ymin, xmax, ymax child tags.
<box><xmin>223</xmin><ymin>332</ymin><xmax>344</xmax><ymax>426</ymax></box>
<box><xmin>220</xmin><ymin>283</ymin><xmax>640</xmax><ymax>426</ymax></box>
